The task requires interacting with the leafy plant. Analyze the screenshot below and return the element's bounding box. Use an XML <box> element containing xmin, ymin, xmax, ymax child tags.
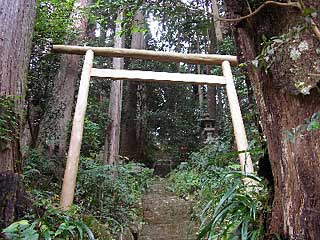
<box><xmin>167</xmin><ymin>167</ymin><xmax>201</xmax><ymax>200</ymax></box>
<box><xmin>2</xmin><ymin>202</ymin><xmax>95</xmax><ymax>240</ymax></box>
<box><xmin>75</xmin><ymin>159</ymin><xmax>153</xmax><ymax>233</ymax></box>
<box><xmin>22</xmin><ymin>150</ymin><xmax>153</xmax><ymax>237</ymax></box>
<box><xmin>254</xmin><ymin>26</ymin><xmax>305</xmax><ymax>71</ymax></box>
<box><xmin>284</xmin><ymin>111</ymin><xmax>320</xmax><ymax>143</ymax></box>
<box><xmin>168</xmin><ymin>135</ymin><xmax>268</xmax><ymax>240</ymax></box>
<box><xmin>198</xmin><ymin>173</ymin><xmax>268</xmax><ymax>240</ymax></box>
<box><xmin>2</xmin><ymin>220</ymin><xmax>39</xmax><ymax>240</ymax></box>
<box><xmin>81</xmin><ymin>96</ymin><xmax>109</xmax><ymax>157</ymax></box>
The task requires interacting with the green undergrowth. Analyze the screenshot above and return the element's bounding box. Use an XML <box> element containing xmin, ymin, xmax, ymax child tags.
<box><xmin>168</xmin><ymin>137</ymin><xmax>270</xmax><ymax>240</ymax></box>
<box><xmin>0</xmin><ymin>96</ymin><xmax>19</xmax><ymax>151</ymax></box>
<box><xmin>2</xmin><ymin>151</ymin><xmax>153</xmax><ymax>239</ymax></box>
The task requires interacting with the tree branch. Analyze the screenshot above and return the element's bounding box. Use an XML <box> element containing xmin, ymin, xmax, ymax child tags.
<box><xmin>310</xmin><ymin>19</ymin><xmax>320</xmax><ymax>40</ymax></box>
<box><xmin>217</xmin><ymin>1</ymin><xmax>301</xmax><ymax>22</ymax></box>
<box><xmin>177</xmin><ymin>0</ymin><xmax>320</xmax><ymax>41</ymax></box>
<box><xmin>217</xmin><ymin>0</ymin><xmax>320</xmax><ymax>41</ymax></box>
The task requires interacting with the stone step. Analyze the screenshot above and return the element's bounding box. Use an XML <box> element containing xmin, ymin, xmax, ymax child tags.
<box><xmin>154</xmin><ymin>161</ymin><xmax>173</xmax><ymax>177</ymax></box>
<box><xmin>140</xmin><ymin>179</ymin><xmax>197</xmax><ymax>240</ymax></box>
<box><xmin>144</xmin><ymin>185</ymin><xmax>174</xmax><ymax>195</ymax></box>
<box><xmin>140</xmin><ymin>222</ymin><xmax>197</xmax><ymax>240</ymax></box>
<box><xmin>143</xmin><ymin>198</ymin><xmax>192</xmax><ymax>224</ymax></box>
<box><xmin>139</xmin><ymin>235</ymin><xmax>195</xmax><ymax>240</ymax></box>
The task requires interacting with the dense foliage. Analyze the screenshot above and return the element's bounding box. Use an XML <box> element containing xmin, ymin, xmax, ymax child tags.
<box><xmin>168</xmin><ymin>136</ymin><xmax>270</xmax><ymax>240</ymax></box>
<box><xmin>2</xmin><ymin>150</ymin><xmax>153</xmax><ymax>239</ymax></box>
<box><xmin>0</xmin><ymin>96</ymin><xmax>18</xmax><ymax>152</ymax></box>
<box><xmin>27</xmin><ymin>0</ymin><xmax>76</xmax><ymax>138</ymax></box>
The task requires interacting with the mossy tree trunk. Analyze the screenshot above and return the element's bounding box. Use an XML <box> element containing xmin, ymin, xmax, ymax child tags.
<box><xmin>38</xmin><ymin>0</ymin><xmax>92</xmax><ymax>166</ymax></box>
<box><xmin>0</xmin><ymin>0</ymin><xmax>37</xmax><ymax>228</ymax></box>
<box><xmin>225</xmin><ymin>1</ymin><xmax>320</xmax><ymax>239</ymax></box>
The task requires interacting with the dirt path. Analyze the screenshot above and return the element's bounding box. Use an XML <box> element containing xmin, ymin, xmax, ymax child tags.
<box><xmin>139</xmin><ymin>179</ymin><xmax>197</xmax><ymax>240</ymax></box>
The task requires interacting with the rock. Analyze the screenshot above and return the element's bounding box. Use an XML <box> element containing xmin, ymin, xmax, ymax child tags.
<box><xmin>153</xmin><ymin>160</ymin><xmax>172</xmax><ymax>177</ymax></box>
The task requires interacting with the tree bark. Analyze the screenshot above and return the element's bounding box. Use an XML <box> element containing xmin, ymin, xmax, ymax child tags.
<box><xmin>225</xmin><ymin>1</ymin><xmax>320</xmax><ymax>239</ymax></box>
<box><xmin>136</xmin><ymin>79</ymin><xmax>148</xmax><ymax>161</ymax></box>
<box><xmin>211</xmin><ymin>0</ymin><xmax>223</xmax><ymax>41</ymax></box>
<box><xmin>133</xmin><ymin>9</ymin><xmax>148</xmax><ymax>162</ymax></box>
<box><xmin>103</xmin><ymin>10</ymin><xmax>125</xmax><ymax>165</ymax></box>
<box><xmin>207</xmin><ymin>0</ymin><xmax>222</xmax><ymax>126</ymax></box>
<box><xmin>0</xmin><ymin>0</ymin><xmax>37</xmax><ymax>227</ymax></box>
<box><xmin>38</xmin><ymin>0</ymin><xmax>92</xmax><ymax>163</ymax></box>
<box><xmin>196</xmin><ymin>34</ymin><xmax>204</xmax><ymax>109</ymax></box>
<box><xmin>120</xmin><ymin>9</ymin><xmax>145</xmax><ymax>160</ymax></box>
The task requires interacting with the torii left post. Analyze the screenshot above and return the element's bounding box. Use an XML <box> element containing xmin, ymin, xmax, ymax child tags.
<box><xmin>60</xmin><ymin>50</ymin><xmax>94</xmax><ymax>210</ymax></box>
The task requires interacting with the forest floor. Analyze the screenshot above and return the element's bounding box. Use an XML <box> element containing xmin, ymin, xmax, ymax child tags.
<box><xmin>140</xmin><ymin>178</ymin><xmax>197</xmax><ymax>240</ymax></box>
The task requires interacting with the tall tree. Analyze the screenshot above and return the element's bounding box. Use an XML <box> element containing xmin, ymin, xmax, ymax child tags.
<box><xmin>211</xmin><ymin>0</ymin><xmax>223</xmax><ymax>40</ymax></box>
<box><xmin>103</xmin><ymin>10</ymin><xmax>125</xmax><ymax>165</ymax></box>
<box><xmin>135</xmin><ymin>9</ymin><xmax>148</xmax><ymax>161</ymax></box>
<box><xmin>197</xmin><ymin>34</ymin><xmax>204</xmax><ymax>109</ymax></box>
<box><xmin>225</xmin><ymin>1</ymin><xmax>320</xmax><ymax>238</ymax></box>
<box><xmin>121</xmin><ymin>8</ymin><xmax>145</xmax><ymax>160</ymax></box>
<box><xmin>207</xmin><ymin>0</ymin><xmax>222</xmax><ymax>126</ymax></box>
<box><xmin>38</xmin><ymin>0</ymin><xmax>92</xmax><ymax>163</ymax></box>
<box><xmin>0</xmin><ymin>0</ymin><xmax>37</xmax><ymax>227</ymax></box>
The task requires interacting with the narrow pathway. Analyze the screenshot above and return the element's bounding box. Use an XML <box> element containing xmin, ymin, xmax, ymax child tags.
<box><xmin>140</xmin><ymin>179</ymin><xmax>197</xmax><ymax>240</ymax></box>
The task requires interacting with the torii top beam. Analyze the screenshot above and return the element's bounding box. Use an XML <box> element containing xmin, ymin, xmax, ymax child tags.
<box><xmin>52</xmin><ymin>45</ymin><xmax>238</xmax><ymax>66</ymax></box>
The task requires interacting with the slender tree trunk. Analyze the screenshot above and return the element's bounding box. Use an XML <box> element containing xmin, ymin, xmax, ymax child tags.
<box><xmin>38</xmin><ymin>0</ymin><xmax>91</xmax><ymax>163</ymax></box>
<box><xmin>136</xmin><ymin>81</ymin><xmax>148</xmax><ymax>160</ymax></box>
<box><xmin>196</xmin><ymin>35</ymin><xmax>204</xmax><ymax>109</ymax></box>
<box><xmin>206</xmin><ymin>26</ymin><xmax>218</xmax><ymax>124</ymax></box>
<box><xmin>207</xmin><ymin>0</ymin><xmax>222</xmax><ymax>126</ymax></box>
<box><xmin>0</xmin><ymin>0</ymin><xmax>37</xmax><ymax>228</ymax></box>
<box><xmin>211</xmin><ymin>0</ymin><xmax>223</xmax><ymax>40</ymax></box>
<box><xmin>103</xmin><ymin>11</ymin><xmax>125</xmax><ymax>165</ymax></box>
<box><xmin>120</xmin><ymin>9</ymin><xmax>145</xmax><ymax>160</ymax></box>
<box><xmin>198</xmin><ymin>71</ymin><xmax>204</xmax><ymax>109</ymax></box>
<box><xmin>225</xmin><ymin>1</ymin><xmax>320</xmax><ymax>238</ymax></box>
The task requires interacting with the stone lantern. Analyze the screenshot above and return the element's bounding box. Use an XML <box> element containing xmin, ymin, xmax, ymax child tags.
<box><xmin>200</xmin><ymin>113</ymin><xmax>215</xmax><ymax>143</ymax></box>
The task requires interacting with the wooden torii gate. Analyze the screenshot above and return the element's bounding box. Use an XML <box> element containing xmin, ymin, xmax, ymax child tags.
<box><xmin>52</xmin><ymin>45</ymin><xmax>254</xmax><ymax>210</ymax></box>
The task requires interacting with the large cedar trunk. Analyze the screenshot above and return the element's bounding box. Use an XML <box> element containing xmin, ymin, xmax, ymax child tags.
<box><xmin>120</xmin><ymin>9</ymin><xmax>145</xmax><ymax>160</ymax></box>
<box><xmin>104</xmin><ymin>11</ymin><xmax>124</xmax><ymax>165</ymax></box>
<box><xmin>121</xmin><ymin>82</ymin><xmax>138</xmax><ymax>159</ymax></box>
<box><xmin>0</xmin><ymin>0</ymin><xmax>37</xmax><ymax>227</ymax></box>
<box><xmin>38</xmin><ymin>0</ymin><xmax>91</xmax><ymax>164</ymax></box>
<box><xmin>134</xmin><ymin>10</ymin><xmax>148</xmax><ymax>161</ymax></box>
<box><xmin>225</xmin><ymin>1</ymin><xmax>320</xmax><ymax>239</ymax></box>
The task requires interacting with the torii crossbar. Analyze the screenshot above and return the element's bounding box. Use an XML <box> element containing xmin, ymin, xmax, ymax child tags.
<box><xmin>52</xmin><ymin>45</ymin><xmax>254</xmax><ymax>210</ymax></box>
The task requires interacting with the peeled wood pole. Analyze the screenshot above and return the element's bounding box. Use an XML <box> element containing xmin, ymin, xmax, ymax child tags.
<box><xmin>52</xmin><ymin>45</ymin><xmax>238</xmax><ymax>66</ymax></box>
<box><xmin>90</xmin><ymin>68</ymin><xmax>226</xmax><ymax>85</ymax></box>
<box><xmin>60</xmin><ymin>50</ymin><xmax>94</xmax><ymax>209</ymax></box>
<box><xmin>222</xmin><ymin>61</ymin><xmax>254</xmax><ymax>174</ymax></box>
